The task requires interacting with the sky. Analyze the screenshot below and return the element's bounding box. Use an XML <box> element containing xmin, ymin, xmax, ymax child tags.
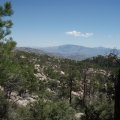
<box><xmin>1</xmin><ymin>0</ymin><xmax>120</xmax><ymax>48</ymax></box>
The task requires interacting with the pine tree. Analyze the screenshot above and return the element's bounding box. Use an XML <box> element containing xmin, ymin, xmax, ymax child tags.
<box><xmin>0</xmin><ymin>1</ymin><xmax>16</xmax><ymax>97</ymax></box>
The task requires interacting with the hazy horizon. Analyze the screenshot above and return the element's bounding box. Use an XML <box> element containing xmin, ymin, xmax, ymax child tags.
<box><xmin>17</xmin><ymin>43</ymin><xmax>120</xmax><ymax>50</ymax></box>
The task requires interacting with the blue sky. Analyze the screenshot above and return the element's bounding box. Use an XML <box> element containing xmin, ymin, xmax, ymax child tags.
<box><xmin>1</xmin><ymin>0</ymin><xmax>120</xmax><ymax>48</ymax></box>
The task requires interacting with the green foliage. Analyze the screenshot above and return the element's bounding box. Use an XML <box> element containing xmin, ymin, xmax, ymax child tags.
<box><xmin>29</xmin><ymin>100</ymin><xmax>75</xmax><ymax>120</ymax></box>
<box><xmin>81</xmin><ymin>101</ymin><xmax>114</xmax><ymax>120</ymax></box>
<box><xmin>0</xmin><ymin>1</ymin><xmax>17</xmax><ymax>99</ymax></box>
<box><xmin>0</xmin><ymin>91</ymin><xmax>9</xmax><ymax>120</ymax></box>
<box><xmin>0</xmin><ymin>2</ymin><xmax>13</xmax><ymax>41</ymax></box>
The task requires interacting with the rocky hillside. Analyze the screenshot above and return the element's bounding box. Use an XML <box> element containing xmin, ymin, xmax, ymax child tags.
<box><xmin>1</xmin><ymin>49</ymin><xmax>118</xmax><ymax>120</ymax></box>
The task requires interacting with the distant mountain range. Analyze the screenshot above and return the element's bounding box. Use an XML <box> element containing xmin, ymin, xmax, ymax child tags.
<box><xmin>16</xmin><ymin>45</ymin><xmax>120</xmax><ymax>60</ymax></box>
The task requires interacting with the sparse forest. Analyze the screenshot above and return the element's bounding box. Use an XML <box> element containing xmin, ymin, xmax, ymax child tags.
<box><xmin>0</xmin><ymin>1</ymin><xmax>120</xmax><ymax>120</ymax></box>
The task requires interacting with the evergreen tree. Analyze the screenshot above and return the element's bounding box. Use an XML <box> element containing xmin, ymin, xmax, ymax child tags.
<box><xmin>0</xmin><ymin>1</ymin><xmax>17</xmax><ymax>98</ymax></box>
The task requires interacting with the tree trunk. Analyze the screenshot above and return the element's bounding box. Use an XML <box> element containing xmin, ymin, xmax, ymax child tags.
<box><xmin>114</xmin><ymin>69</ymin><xmax>120</xmax><ymax>120</ymax></box>
<box><xmin>69</xmin><ymin>77</ymin><xmax>72</xmax><ymax>104</ymax></box>
<box><xmin>83</xmin><ymin>72</ymin><xmax>87</xmax><ymax>107</ymax></box>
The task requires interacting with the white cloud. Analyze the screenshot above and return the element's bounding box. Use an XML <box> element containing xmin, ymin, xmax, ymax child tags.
<box><xmin>66</xmin><ymin>30</ymin><xmax>94</xmax><ymax>38</ymax></box>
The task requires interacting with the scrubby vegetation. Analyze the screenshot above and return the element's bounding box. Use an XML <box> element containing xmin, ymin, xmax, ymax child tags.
<box><xmin>0</xmin><ymin>1</ymin><xmax>120</xmax><ymax>120</ymax></box>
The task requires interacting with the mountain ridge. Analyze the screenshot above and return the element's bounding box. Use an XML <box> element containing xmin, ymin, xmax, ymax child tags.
<box><xmin>38</xmin><ymin>44</ymin><xmax>120</xmax><ymax>60</ymax></box>
<box><xmin>16</xmin><ymin>45</ymin><xmax>120</xmax><ymax>60</ymax></box>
